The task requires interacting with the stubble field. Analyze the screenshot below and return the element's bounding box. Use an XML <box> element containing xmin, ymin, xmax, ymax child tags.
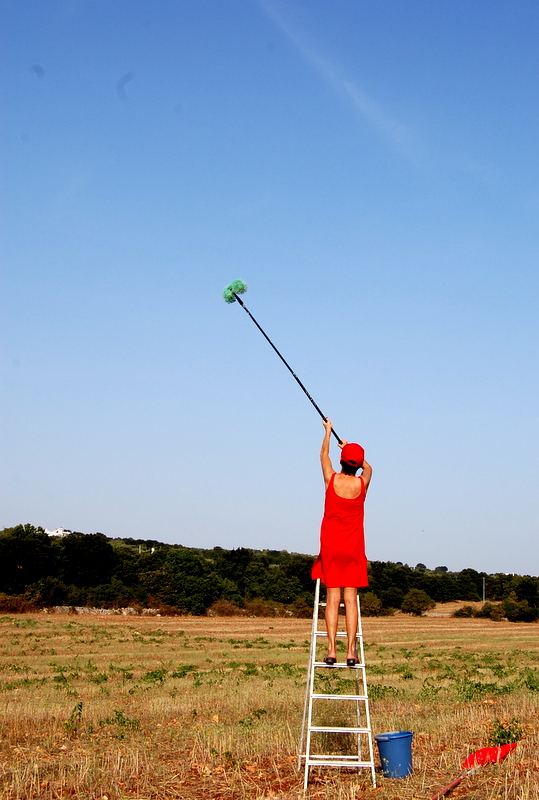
<box><xmin>0</xmin><ymin>608</ymin><xmax>538</xmax><ymax>800</ymax></box>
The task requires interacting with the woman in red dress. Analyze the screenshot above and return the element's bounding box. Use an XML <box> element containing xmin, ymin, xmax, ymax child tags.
<box><xmin>312</xmin><ymin>418</ymin><xmax>372</xmax><ymax>665</ymax></box>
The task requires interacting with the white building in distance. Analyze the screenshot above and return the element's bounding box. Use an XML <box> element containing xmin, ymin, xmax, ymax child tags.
<box><xmin>45</xmin><ymin>528</ymin><xmax>70</xmax><ymax>538</ymax></box>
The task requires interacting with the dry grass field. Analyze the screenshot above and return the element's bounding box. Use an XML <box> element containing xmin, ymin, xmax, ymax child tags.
<box><xmin>1</xmin><ymin>607</ymin><xmax>538</xmax><ymax>800</ymax></box>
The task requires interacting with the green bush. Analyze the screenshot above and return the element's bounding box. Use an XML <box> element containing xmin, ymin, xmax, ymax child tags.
<box><xmin>359</xmin><ymin>592</ymin><xmax>384</xmax><ymax>616</ymax></box>
<box><xmin>401</xmin><ymin>589</ymin><xmax>435</xmax><ymax>616</ymax></box>
<box><xmin>0</xmin><ymin>593</ymin><xmax>37</xmax><ymax>613</ymax></box>
<box><xmin>488</xmin><ymin>717</ymin><xmax>522</xmax><ymax>745</ymax></box>
<box><xmin>244</xmin><ymin>598</ymin><xmax>283</xmax><ymax>617</ymax></box>
<box><xmin>207</xmin><ymin>599</ymin><xmax>244</xmax><ymax>617</ymax></box>
<box><xmin>475</xmin><ymin>602</ymin><xmax>505</xmax><ymax>621</ymax></box>
<box><xmin>453</xmin><ymin>605</ymin><xmax>475</xmax><ymax>618</ymax></box>
<box><xmin>287</xmin><ymin>597</ymin><xmax>313</xmax><ymax>618</ymax></box>
<box><xmin>502</xmin><ymin>595</ymin><xmax>538</xmax><ymax>622</ymax></box>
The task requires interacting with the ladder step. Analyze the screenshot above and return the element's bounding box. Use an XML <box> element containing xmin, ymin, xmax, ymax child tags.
<box><xmin>306</xmin><ymin>758</ymin><xmax>375</xmax><ymax>768</ymax></box>
<box><xmin>311</xmin><ymin>693</ymin><xmax>368</xmax><ymax>701</ymax></box>
<box><xmin>318</xmin><ymin>602</ymin><xmax>346</xmax><ymax>608</ymax></box>
<box><xmin>315</xmin><ymin>631</ymin><xmax>358</xmax><ymax>637</ymax></box>
<box><xmin>313</xmin><ymin>661</ymin><xmax>365</xmax><ymax>669</ymax></box>
<box><xmin>300</xmin><ymin>753</ymin><xmax>374</xmax><ymax>763</ymax></box>
<box><xmin>309</xmin><ymin>725</ymin><xmax>372</xmax><ymax>734</ymax></box>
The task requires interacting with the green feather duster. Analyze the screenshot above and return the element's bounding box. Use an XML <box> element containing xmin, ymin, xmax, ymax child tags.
<box><xmin>222</xmin><ymin>277</ymin><xmax>343</xmax><ymax>443</ymax></box>
<box><xmin>223</xmin><ymin>279</ymin><xmax>248</xmax><ymax>303</ymax></box>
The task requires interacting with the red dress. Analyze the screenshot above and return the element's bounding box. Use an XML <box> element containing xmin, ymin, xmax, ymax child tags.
<box><xmin>311</xmin><ymin>472</ymin><xmax>368</xmax><ymax>588</ymax></box>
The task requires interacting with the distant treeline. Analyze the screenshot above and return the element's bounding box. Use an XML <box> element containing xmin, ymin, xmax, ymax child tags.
<box><xmin>1</xmin><ymin>524</ymin><xmax>538</xmax><ymax>620</ymax></box>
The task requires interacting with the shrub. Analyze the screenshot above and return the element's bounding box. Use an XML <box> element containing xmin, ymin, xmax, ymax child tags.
<box><xmin>488</xmin><ymin>717</ymin><xmax>523</xmax><ymax>746</ymax></box>
<box><xmin>207</xmin><ymin>599</ymin><xmax>244</xmax><ymax>617</ymax></box>
<box><xmin>360</xmin><ymin>592</ymin><xmax>384</xmax><ymax>616</ymax></box>
<box><xmin>379</xmin><ymin>587</ymin><xmax>404</xmax><ymax>609</ymax></box>
<box><xmin>453</xmin><ymin>605</ymin><xmax>475</xmax><ymax>618</ymax></box>
<box><xmin>146</xmin><ymin>597</ymin><xmax>183</xmax><ymax>615</ymax></box>
<box><xmin>0</xmin><ymin>593</ymin><xmax>37</xmax><ymax>613</ymax></box>
<box><xmin>502</xmin><ymin>596</ymin><xmax>538</xmax><ymax>622</ymax></box>
<box><xmin>244</xmin><ymin>598</ymin><xmax>284</xmax><ymax>617</ymax></box>
<box><xmin>287</xmin><ymin>597</ymin><xmax>312</xmax><ymax>618</ymax></box>
<box><xmin>522</xmin><ymin>669</ymin><xmax>539</xmax><ymax>692</ymax></box>
<box><xmin>475</xmin><ymin>602</ymin><xmax>505</xmax><ymax>621</ymax></box>
<box><xmin>454</xmin><ymin>679</ymin><xmax>509</xmax><ymax>702</ymax></box>
<box><xmin>401</xmin><ymin>589</ymin><xmax>435</xmax><ymax>616</ymax></box>
<box><xmin>27</xmin><ymin>577</ymin><xmax>68</xmax><ymax>606</ymax></box>
<box><xmin>155</xmin><ymin>603</ymin><xmax>183</xmax><ymax>616</ymax></box>
<box><xmin>369</xmin><ymin>685</ymin><xmax>401</xmax><ymax>700</ymax></box>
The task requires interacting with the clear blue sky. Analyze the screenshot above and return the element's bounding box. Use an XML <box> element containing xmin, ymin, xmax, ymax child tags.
<box><xmin>2</xmin><ymin>0</ymin><xmax>538</xmax><ymax>576</ymax></box>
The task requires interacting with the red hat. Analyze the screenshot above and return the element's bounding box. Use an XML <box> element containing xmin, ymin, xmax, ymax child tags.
<box><xmin>340</xmin><ymin>443</ymin><xmax>364</xmax><ymax>467</ymax></box>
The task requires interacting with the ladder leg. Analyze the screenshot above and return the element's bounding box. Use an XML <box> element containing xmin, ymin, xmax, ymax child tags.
<box><xmin>298</xmin><ymin>579</ymin><xmax>320</xmax><ymax>771</ymax></box>
<box><xmin>357</xmin><ymin>594</ymin><xmax>377</xmax><ymax>788</ymax></box>
<box><xmin>355</xmin><ymin>594</ymin><xmax>362</xmax><ymax>764</ymax></box>
<box><xmin>355</xmin><ymin>672</ymin><xmax>362</xmax><ymax>763</ymax></box>
<box><xmin>303</xmin><ymin>764</ymin><xmax>310</xmax><ymax>791</ymax></box>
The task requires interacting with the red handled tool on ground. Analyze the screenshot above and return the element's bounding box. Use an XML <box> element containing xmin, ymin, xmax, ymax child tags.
<box><xmin>429</xmin><ymin>742</ymin><xmax>517</xmax><ymax>800</ymax></box>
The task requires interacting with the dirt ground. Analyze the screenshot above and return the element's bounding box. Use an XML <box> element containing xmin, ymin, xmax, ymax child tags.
<box><xmin>1</xmin><ymin>608</ymin><xmax>538</xmax><ymax>799</ymax></box>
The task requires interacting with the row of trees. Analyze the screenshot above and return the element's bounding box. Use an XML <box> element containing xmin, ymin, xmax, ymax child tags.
<box><xmin>1</xmin><ymin>524</ymin><xmax>538</xmax><ymax>619</ymax></box>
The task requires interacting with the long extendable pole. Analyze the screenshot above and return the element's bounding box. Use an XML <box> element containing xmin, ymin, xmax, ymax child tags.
<box><xmin>232</xmin><ymin>291</ymin><xmax>343</xmax><ymax>444</ymax></box>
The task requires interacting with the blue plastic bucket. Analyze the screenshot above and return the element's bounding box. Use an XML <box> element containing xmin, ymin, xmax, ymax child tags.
<box><xmin>374</xmin><ymin>730</ymin><xmax>413</xmax><ymax>778</ymax></box>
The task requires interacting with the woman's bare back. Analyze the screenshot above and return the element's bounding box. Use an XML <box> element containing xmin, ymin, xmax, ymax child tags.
<box><xmin>332</xmin><ymin>472</ymin><xmax>363</xmax><ymax>499</ymax></box>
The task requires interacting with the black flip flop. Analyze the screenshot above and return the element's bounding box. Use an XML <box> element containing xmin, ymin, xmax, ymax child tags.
<box><xmin>323</xmin><ymin>657</ymin><xmax>337</xmax><ymax>665</ymax></box>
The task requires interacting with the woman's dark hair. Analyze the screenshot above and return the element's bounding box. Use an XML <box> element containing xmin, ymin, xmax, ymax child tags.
<box><xmin>340</xmin><ymin>461</ymin><xmax>360</xmax><ymax>476</ymax></box>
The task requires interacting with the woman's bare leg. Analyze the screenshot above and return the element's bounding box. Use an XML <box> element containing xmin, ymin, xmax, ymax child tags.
<box><xmin>325</xmin><ymin>588</ymin><xmax>341</xmax><ymax>659</ymax></box>
<box><xmin>343</xmin><ymin>587</ymin><xmax>358</xmax><ymax>660</ymax></box>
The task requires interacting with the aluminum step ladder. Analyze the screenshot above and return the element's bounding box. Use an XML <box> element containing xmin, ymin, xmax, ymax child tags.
<box><xmin>298</xmin><ymin>579</ymin><xmax>376</xmax><ymax>790</ymax></box>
